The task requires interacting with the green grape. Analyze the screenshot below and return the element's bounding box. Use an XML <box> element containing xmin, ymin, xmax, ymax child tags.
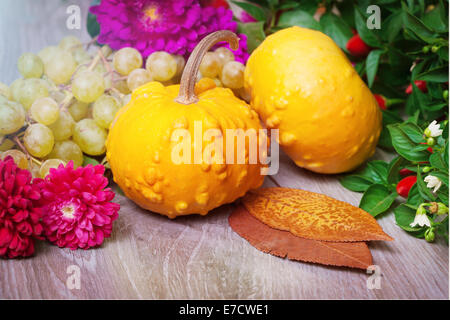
<box><xmin>17</xmin><ymin>53</ymin><xmax>44</xmax><ymax>79</ymax></box>
<box><xmin>72</xmin><ymin>70</ymin><xmax>105</xmax><ymax>103</ymax></box>
<box><xmin>213</xmin><ymin>78</ymin><xmax>223</xmax><ymax>87</ymax></box>
<box><xmin>221</xmin><ymin>61</ymin><xmax>245</xmax><ymax>89</ymax></box>
<box><xmin>100</xmin><ymin>45</ymin><xmax>113</xmax><ymax>58</ymax></box>
<box><xmin>23</xmin><ymin>123</ymin><xmax>54</xmax><ymax>158</ymax></box>
<box><xmin>1</xmin><ymin>149</ymin><xmax>29</xmax><ymax>169</ymax></box>
<box><xmin>10</xmin><ymin>78</ymin><xmax>25</xmax><ymax>102</ymax></box>
<box><xmin>17</xmin><ymin>78</ymin><xmax>49</xmax><ymax>110</ymax></box>
<box><xmin>173</xmin><ymin>55</ymin><xmax>186</xmax><ymax>77</ymax></box>
<box><xmin>47</xmin><ymin>140</ymin><xmax>83</xmax><ymax>168</ymax></box>
<box><xmin>30</xmin><ymin>97</ymin><xmax>59</xmax><ymax>125</ymax></box>
<box><xmin>29</xmin><ymin>161</ymin><xmax>41</xmax><ymax>178</ymax></box>
<box><xmin>199</xmin><ymin>52</ymin><xmax>221</xmax><ymax>78</ymax></box>
<box><xmin>94</xmin><ymin>62</ymin><xmax>107</xmax><ymax>75</ymax></box>
<box><xmin>39</xmin><ymin>159</ymin><xmax>66</xmax><ymax>178</ymax></box>
<box><xmin>92</xmin><ymin>95</ymin><xmax>120</xmax><ymax>129</ymax></box>
<box><xmin>68</xmin><ymin>99</ymin><xmax>89</xmax><ymax>121</ymax></box>
<box><xmin>73</xmin><ymin>119</ymin><xmax>107</xmax><ymax>156</ymax></box>
<box><xmin>49</xmin><ymin>89</ymin><xmax>66</xmax><ymax>104</ymax></box>
<box><xmin>113</xmin><ymin>47</ymin><xmax>143</xmax><ymax>76</ymax></box>
<box><xmin>44</xmin><ymin>48</ymin><xmax>77</xmax><ymax>85</ymax></box>
<box><xmin>0</xmin><ymin>136</ymin><xmax>15</xmax><ymax>151</ymax></box>
<box><xmin>114</xmin><ymin>78</ymin><xmax>131</xmax><ymax>94</ymax></box>
<box><xmin>48</xmin><ymin>110</ymin><xmax>75</xmax><ymax>141</ymax></box>
<box><xmin>0</xmin><ymin>100</ymin><xmax>25</xmax><ymax>134</ymax></box>
<box><xmin>38</xmin><ymin>46</ymin><xmax>60</xmax><ymax>65</ymax></box>
<box><xmin>0</xmin><ymin>82</ymin><xmax>12</xmax><ymax>100</ymax></box>
<box><xmin>72</xmin><ymin>47</ymin><xmax>92</xmax><ymax>65</ymax></box>
<box><xmin>145</xmin><ymin>51</ymin><xmax>177</xmax><ymax>82</ymax></box>
<box><xmin>214</xmin><ymin>47</ymin><xmax>235</xmax><ymax>68</ymax></box>
<box><xmin>127</xmin><ymin>68</ymin><xmax>153</xmax><ymax>91</ymax></box>
<box><xmin>122</xmin><ymin>94</ymin><xmax>131</xmax><ymax>105</ymax></box>
<box><xmin>58</xmin><ymin>36</ymin><xmax>82</xmax><ymax>51</ymax></box>
<box><xmin>104</xmin><ymin>73</ymin><xmax>130</xmax><ymax>94</ymax></box>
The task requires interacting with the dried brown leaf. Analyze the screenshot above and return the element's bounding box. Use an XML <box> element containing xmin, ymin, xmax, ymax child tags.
<box><xmin>229</xmin><ymin>205</ymin><xmax>373</xmax><ymax>269</ymax></box>
<box><xmin>242</xmin><ymin>188</ymin><xmax>393</xmax><ymax>242</ymax></box>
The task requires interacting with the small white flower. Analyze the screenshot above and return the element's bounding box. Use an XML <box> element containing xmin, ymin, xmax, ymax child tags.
<box><xmin>410</xmin><ymin>212</ymin><xmax>431</xmax><ymax>228</ymax></box>
<box><xmin>426</xmin><ymin>120</ymin><xmax>443</xmax><ymax>137</ymax></box>
<box><xmin>424</xmin><ymin>175</ymin><xmax>443</xmax><ymax>193</ymax></box>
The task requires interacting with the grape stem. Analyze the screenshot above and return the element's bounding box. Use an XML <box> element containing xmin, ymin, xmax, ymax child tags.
<box><xmin>12</xmin><ymin>136</ymin><xmax>42</xmax><ymax>166</ymax></box>
<box><xmin>175</xmin><ymin>30</ymin><xmax>239</xmax><ymax>105</ymax></box>
<box><xmin>59</xmin><ymin>45</ymin><xmax>111</xmax><ymax>110</ymax></box>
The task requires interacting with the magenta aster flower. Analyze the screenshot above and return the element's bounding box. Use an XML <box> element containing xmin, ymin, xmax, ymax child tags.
<box><xmin>0</xmin><ymin>157</ymin><xmax>43</xmax><ymax>259</ymax></box>
<box><xmin>90</xmin><ymin>0</ymin><xmax>249</xmax><ymax>62</ymax></box>
<box><xmin>35</xmin><ymin>162</ymin><xmax>119</xmax><ymax>250</ymax></box>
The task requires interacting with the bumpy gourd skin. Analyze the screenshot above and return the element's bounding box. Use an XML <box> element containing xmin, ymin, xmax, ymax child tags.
<box><xmin>244</xmin><ymin>26</ymin><xmax>382</xmax><ymax>174</ymax></box>
<box><xmin>106</xmin><ymin>81</ymin><xmax>265</xmax><ymax>218</ymax></box>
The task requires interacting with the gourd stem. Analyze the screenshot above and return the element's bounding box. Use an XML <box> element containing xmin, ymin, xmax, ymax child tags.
<box><xmin>175</xmin><ymin>30</ymin><xmax>239</xmax><ymax>105</ymax></box>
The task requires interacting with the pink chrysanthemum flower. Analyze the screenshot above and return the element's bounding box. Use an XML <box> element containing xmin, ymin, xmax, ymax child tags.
<box><xmin>0</xmin><ymin>157</ymin><xmax>43</xmax><ymax>259</ymax></box>
<box><xmin>35</xmin><ymin>162</ymin><xmax>120</xmax><ymax>250</ymax></box>
<box><xmin>90</xmin><ymin>0</ymin><xmax>249</xmax><ymax>62</ymax></box>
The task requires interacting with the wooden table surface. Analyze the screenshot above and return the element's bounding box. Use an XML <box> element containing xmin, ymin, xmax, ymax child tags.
<box><xmin>0</xmin><ymin>0</ymin><xmax>448</xmax><ymax>300</ymax></box>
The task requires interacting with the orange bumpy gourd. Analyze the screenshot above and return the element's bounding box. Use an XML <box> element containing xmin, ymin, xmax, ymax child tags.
<box><xmin>106</xmin><ymin>31</ymin><xmax>266</xmax><ymax>218</ymax></box>
<box><xmin>245</xmin><ymin>26</ymin><xmax>382</xmax><ymax>174</ymax></box>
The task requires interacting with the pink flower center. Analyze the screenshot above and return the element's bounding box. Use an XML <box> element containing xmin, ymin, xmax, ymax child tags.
<box><xmin>141</xmin><ymin>4</ymin><xmax>159</xmax><ymax>25</ymax></box>
<box><xmin>60</xmin><ymin>203</ymin><xmax>77</xmax><ymax>219</ymax></box>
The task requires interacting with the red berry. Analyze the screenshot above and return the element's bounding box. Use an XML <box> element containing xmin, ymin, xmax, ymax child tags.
<box><xmin>420</xmin><ymin>142</ymin><xmax>434</xmax><ymax>153</ymax></box>
<box><xmin>374</xmin><ymin>94</ymin><xmax>387</xmax><ymax>110</ymax></box>
<box><xmin>399</xmin><ymin>168</ymin><xmax>415</xmax><ymax>176</ymax></box>
<box><xmin>346</xmin><ymin>34</ymin><xmax>371</xmax><ymax>57</ymax></box>
<box><xmin>405</xmin><ymin>80</ymin><xmax>427</xmax><ymax>94</ymax></box>
<box><xmin>200</xmin><ymin>0</ymin><xmax>229</xmax><ymax>8</ymax></box>
<box><xmin>396</xmin><ymin>176</ymin><xmax>417</xmax><ymax>198</ymax></box>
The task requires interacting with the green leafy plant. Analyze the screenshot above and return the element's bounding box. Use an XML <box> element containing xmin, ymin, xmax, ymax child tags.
<box><xmin>235</xmin><ymin>0</ymin><xmax>448</xmax><ymax>242</ymax></box>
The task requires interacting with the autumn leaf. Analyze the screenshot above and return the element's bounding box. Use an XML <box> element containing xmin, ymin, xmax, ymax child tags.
<box><xmin>229</xmin><ymin>205</ymin><xmax>373</xmax><ymax>269</ymax></box>
<box><xmin>242</xmin><ymin>188</ymin><xmax>393</xmax><ymax>242</ymax></box>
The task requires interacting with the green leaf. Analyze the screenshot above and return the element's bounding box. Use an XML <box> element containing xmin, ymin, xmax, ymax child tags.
<box><xmin>232</xmin><ymin>1</ymin><xmax>267</xmax><ymax>22</ymax></box>
<box><xmin>354</xmin><ymin>6</ymin><xmax>382</xmax><ymax>47</ymax></box>
<box><xmin>237</xmin><ymin>21</ymin><xmax>266</xmax><ymax>53</ymax></box>
<box><xmin>444</xmin><ymin>141</ymin><xmax>449</xmax><ymax>167</ymax></box>
<box><xmin>359</xmin><ymin>184</ymin><xmax>398</xmax><ymax>217</ymax></box>
<box><xmin>320</xmin><ymin>12</ymin><xmax>353</xmax><ymax>51</ymax></box>
<box><xmin>381</xmin><ymin>11</ymin><xmax>404</xmax><ymax>43</ymax></box>
<box><xmin>406</xmin><ymin>184</ymin><xmax>422</xmax><ymax>207</ymax></box>
<box><xmin>378</xmin><ymin>110</ymin><xmax>402</xmax><ymax>149</ymax></box>
<box><xmin>83</xmin><ymin>156</ymin><xmax>100</xmax><ymax>166</ymax></box>
<box><xmin>394</xmin><ymin>204</ymin><xmax>425</xmax><ymax>232</ymax></box>
<box><xmin>416</xmin><ymin>66</ymin><xmax>449</xmax><ymax>83</ymax></box>
<box><xmin>402</xmin><ymin>4</ymin><xmax>439</xmax><ymax>44</ymax></box>
<box><xmin>416</xmin><ymin>168</ymin><xmax>437</xmax><ymax>201</ymax></box>
<box><xmin>277</xmin><ymin>9</ymin><xmax>322</xmax><ymax>31</ymax></box>
<box><xmin>387</xmin><ymin>123</ymin><xmax>429</xmax><ymax>162</ymax></box>
<box><xmin>387</xmin><ymin>156</ymin><xmax>406</xmax><ymax>184</ymax></box>
<box><xmin>366</xmin><ymin>160</ymin><xmax>389</xmax><ymax>184</ymax></box>
<box><xmin>423</xmin><ymin>2</ymin><xmax>448</xmax><ymax>33</ymax></box>
<box><xmin>339</xmin><ymin>175</ymin><xmax>373</xmax><ymax>192</ymax></box>
<box><xmin>437</xmin><ymin>188</ymin><xmax>449</xmax><ymax>206</ymax></box>
<box><xmin>435</xmin><ymin>216</ymin><xmax>449</xmax><ymax>242</ymax></box>
<box><xmin>400</xmin><ymin>122</ymin><xmax>426</xmax><ymax>143</ymax></box>
<box><xmin>87</xmin><ymin>14</ymin><xmax>100</xmax><ymax>40</ymax></box>
<box><xmin>430</xmin><ymin>153</ymin><xmax>448</xmax><ymax>173</ymax></box>
<box><xmin>366</xmin><ymin>49</ymin><xmax>383</xmax><ymax>88</ymax></box>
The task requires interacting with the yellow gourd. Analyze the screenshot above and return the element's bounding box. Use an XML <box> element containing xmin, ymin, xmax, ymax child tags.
<box><xmin>244</xmin><ymin>26</ymin><xmax>382</xmax><ymax>174</ymax></box>
<box><xmin>106</xmin><ymin>31</ymin><xmax>265</xmax><ymax>218</ymax></box>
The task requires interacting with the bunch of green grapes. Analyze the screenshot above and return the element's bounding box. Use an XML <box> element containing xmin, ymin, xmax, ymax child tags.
<box><xmin>1</xmin><ymin>36</ymin><xmax>247</xmax><ymax>178</ymax></box>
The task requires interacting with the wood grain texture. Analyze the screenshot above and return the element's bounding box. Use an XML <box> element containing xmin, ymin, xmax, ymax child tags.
<box><xmin>0</xmin><ymin>0</ymin><xmax>448</xmax><ymax>299</ymax></box>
